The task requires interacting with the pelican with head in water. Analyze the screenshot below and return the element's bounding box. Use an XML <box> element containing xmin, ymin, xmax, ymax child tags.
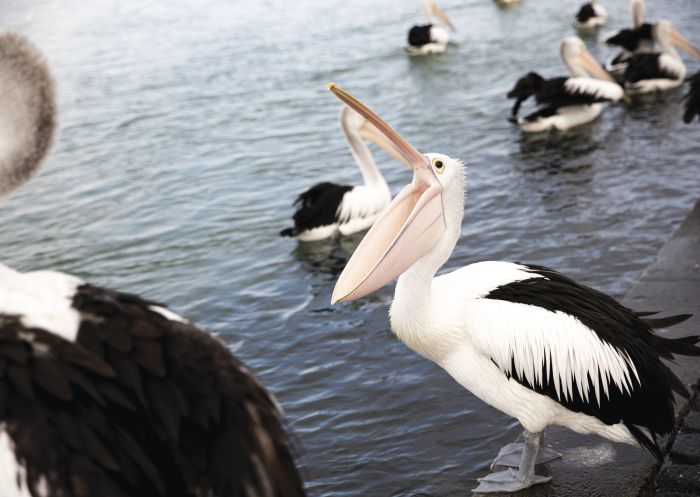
<box><xmin>281</xmin><ymin>105</ymin><xmax>409</xmax><ymax>241</ymax></box>
<box><xmin>328</xmin><ymin>83</ymin><xmax>698</xmax><ymax>493</ymax></box>
<box><xmin>407</xmin><ymin>0</ymin><xmax>456</xmax><ymax>55</ymax></box>
<box><xmin>605</xmin><ymin>0</ymin><xmax>654</xmax><ymax>79</ymax></box>
<box><xmin>507</xmin><ymin>37</ymin><xmax>623</xmax><ymax>132</ymax></box>
<box><xmin>0</xmin><ymin>32</ymin><xmax>306</xmax><ymax>497</ymax></box>
<box><xmin>621</xmin><ymin>19</ymin><xmax>700</xmax><ymax>94</ymax></box>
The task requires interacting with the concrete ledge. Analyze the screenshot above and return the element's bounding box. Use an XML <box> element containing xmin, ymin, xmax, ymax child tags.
<box><xmin>475</xmin><ymin>199</ymin><xmax>700</xmax><ymax>497</ymax></box>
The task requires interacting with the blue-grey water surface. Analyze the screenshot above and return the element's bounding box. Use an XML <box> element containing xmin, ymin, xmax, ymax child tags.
<box><xmin>2</xmin><ymin>0</ymin><xmax>700</xmax><ymax>495</ymax></box>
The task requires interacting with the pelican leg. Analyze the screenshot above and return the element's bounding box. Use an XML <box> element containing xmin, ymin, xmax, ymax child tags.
<box><xmin>490</xmin><ymin>430</ymin><xmax>561</xmax><ymax>469</ymax></box>
<box><xmin>473</xmin><ymin>430</ymin><xmax>552</xmax><ymax>494</ymax></box>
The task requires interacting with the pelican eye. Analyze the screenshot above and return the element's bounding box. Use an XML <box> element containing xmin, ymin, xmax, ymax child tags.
<box><xmin>432</xmin><ymin>158</ymin><xmax>445</xmax><ymax>174</ymax></box>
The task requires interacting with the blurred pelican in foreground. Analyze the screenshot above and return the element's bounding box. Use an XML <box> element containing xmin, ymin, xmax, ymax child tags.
<box><xmin>328</xmin><ymin>83</ymin><xmax>699</xmax><ymax>494</ymax></box>
<box><xmin>622</xmin><ymin>19</ymin><xmax>700</xmax><ymax>94</ymax></box>
<box><xmin>281</xmin><ymin>106</ymin><xmax>409</xmax><ymax>241</ymax></box>
<box><xmin>407</xmin><ymin>0</ymin><xmax>455</xmax><ymax>55</ymax></box>
<box><xmin>605</xmin><ymin>0</ymin><xmax>653</xmax><ymax>79</ymax></box>
<box><xmin>574</xmin><ymin>0</ymin><xmax>608</xmax><ymax>29</ymax></box>
<box><xmin>507</xmin><ymin>37</ymin><xmax>623</xmax><ymax>132</ymax></box>
<box><xmin>0</xmin><ymin>32</ymin><xmax>305</xmax><ymax>497</ymax></box>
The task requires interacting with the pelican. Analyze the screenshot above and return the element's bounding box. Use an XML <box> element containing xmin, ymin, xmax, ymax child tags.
<box><xmin>507</xmin><ymin>37</ymin><xmax>623</xmax><ymax>132</ymax></box>
<box><xmin>573</xmin><ymin>0</ymin><xmax>608</xmax><ymax>29</ymax></box>
<box><xmin>0</xmin><ymin>33</ymin><xmax>305</xmax><ymax>497</ymax></box>
<box><xmin>622</xmin><ymin>20</ymin><xmax>700</xmax><ymax>95</ymax></box>
<box><xmin>280</xmin><ymin>105</ymin><xmax>409</xmax><ymax>241</ymax></box>
<box><xmin>605</xmin><ymin>0</ymin><xmax>653</xmax><ymax>79</ymax></box>
<box><xmin>684</xmin><ymin>71</ymin><xmax>700</xmax><ymax>124</ymax></box>
<box><xmin>327</xmin><ymin>83</ymin><xmax>699</xmax><ymax>493</ymax></box>
<box><xmin>406</xmin><ymin>0</ymin><xmax>456</xmax><ymax>55</ymax></box>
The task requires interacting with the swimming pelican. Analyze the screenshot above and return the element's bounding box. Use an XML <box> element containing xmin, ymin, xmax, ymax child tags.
<box><xmin>407</xmin><ymin>0</ymin><xmax>456</xmax><ymax>55</ymax></box>
<box><xmin>507</xmin><ymin>37</ymin><xmax>623</xmax><ymax>132</ymax></box>
<box><xmin>0</xmin><ymin>33</ymin><xmax>305</xmax><ymax>497</ymax></box>
<box><xmin>622</xmin><ymin>19</ymin><xmax>700</xmax><ymax>95</ymax></box>
<box><xmin>684</xmin><ymin>71</ymin><xmax>700</xmax><ymax>124</ymax></box>
<box><xmin>281</xmin><ymin>106</ymin><xmax>409</xmax><ymax>241</ymax></box>
<box><xmin>328</xmin><ymin>83</ymin><xmax>699</xmax><ymax>493</ymax></box>
<box><xmin>605</xmin><ymin>0</ymin><xmax>653</xmax><ymax>79</ymax></box>
<box><xmin>574</xmin><ymin>0</ymin><xmax>608</xmax><ymax>29</ymax></box>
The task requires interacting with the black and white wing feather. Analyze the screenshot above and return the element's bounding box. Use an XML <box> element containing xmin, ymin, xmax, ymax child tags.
<box><xmin>470</xmin><ymin>264</ymin><xmax>697</xmax><ymax>460</ymax></box>
<box><xmin>624</xmin><ymin>53</ymin><xmax>684</xmax><ymax>83</ymax></box>
<box><xmin>280</xmin><ymin>181</ymin><xmax>352</xmax><ymax>237</ymax></box>
<box><xmin>0</xmin><ymin>280</ymin><xmax>306</xmax><ymax>497</ymax></box>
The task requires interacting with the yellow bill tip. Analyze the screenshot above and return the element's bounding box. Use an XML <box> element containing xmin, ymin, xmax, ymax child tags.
<box><xmin>327</xmin><ymin>82</ymin><xmax>337</xmax><ymax>92</ymax></box>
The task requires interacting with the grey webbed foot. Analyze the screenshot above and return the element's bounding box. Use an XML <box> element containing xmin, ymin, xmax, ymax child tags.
<box><xmin>490</xmin><ymin>442</ymin><xmax>561</xmax><ymax>469</ymax></box>
<box><xmin>473</xmin><ymin>468</ymin><xmax>552</xmax><ymax>493</ymax></box>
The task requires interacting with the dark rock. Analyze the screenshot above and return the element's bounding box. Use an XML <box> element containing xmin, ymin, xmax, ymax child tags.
<box><xmin>669</xmin><ymin>434</ymin><xmax>700</xmax><ymax>464</ymax></box>
<box><xmin>656</xmin><ymin>465</ymin><xmax>700</xmax><ymax>494</ymax></box>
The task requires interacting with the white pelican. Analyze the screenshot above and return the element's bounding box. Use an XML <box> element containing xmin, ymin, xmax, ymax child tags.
<box><xmin>573</xmin><ymin>0</ymin><xmax>608</xmax><ymax>29</ymax></box>
<box><xmin>684</xmin><ymin>71</ymin><xmax>700</xmax><ymax>124</ymax></box>
<box><xmin>0</xmin><ymin>33</ymin><xmax>305</xmax><ymax>497</ymax></box>
<box><xmin>604</xmin><ymin>0</ymin><xmax>653</xmax><ymax>79</ymax></box>
<box><xmin>327</xmin><ymin>83</ymin><xmax>699</xmax><ymax>493</ymax></box>
<box><xmin>406</xmin><ymin>0</ymin><xmax>456</xmax><ymax>55</ymax></box>
<box><xmin>281</xmin><ymin>105</ymin><xmax>409</xmax><ymax>241</ymax></box>
<box><xmin>622</xmin><ymin>20</ymin><xmax>700</xmax><ymax>95</ymax></box>
<box><xmin>507</xmin><ymin>37</ymin><xmax>623</xmax><ymax>132</ymax></box>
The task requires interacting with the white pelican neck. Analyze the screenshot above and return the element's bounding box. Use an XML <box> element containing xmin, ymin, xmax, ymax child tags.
<box><xmin>340</xmin><ymin>108</ymin><xmax>389</xmax><ymax>192</ymax></box>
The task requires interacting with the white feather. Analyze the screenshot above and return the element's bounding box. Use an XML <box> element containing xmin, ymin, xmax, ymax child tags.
<box><xmin>564</xmin><ymin>77</ymin><xmax>624</xmax><ymax>101</ymax></box>
<box><xmin>0</xmin><ymin>264</ymin><xmax>81</xmax><ymax>341</ymax></box>
<box><xmin>0</xmin><ymin>428</ymin><xmax>33</xmax><ymax>497</ymax></box>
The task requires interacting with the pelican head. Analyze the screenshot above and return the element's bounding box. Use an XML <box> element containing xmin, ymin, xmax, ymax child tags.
<box><xmin>653</xmin><ymin>20</ymin><xmax>700</xmax><ymax>60</ymax></box>
<box><xmin>507</xmin><ymin>72</ymin><xmax>545</xmax><ymax>100</ymax></box>
<box><xmin>560</xmin><ymin>36</ymin><xmax>617</xmax><ymax>82</ymax></box>
<box><xmin>328</xmin><ymin>84</ymin><xmax>464</xmax><ymax>304</ymax></box>
<box><xmin>421</xmin><ymin>0</ymin><xmax>455</xmax><ymax>31</ymax></box>
<box><xmin>0</xmin><ymin>33</ymin><xmax>56</xmax><ymax>197</ymax></box>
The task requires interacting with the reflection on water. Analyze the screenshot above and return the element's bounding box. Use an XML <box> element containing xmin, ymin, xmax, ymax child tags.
<box><xmin>1</xmin><ymin>0</ymin><xmax>700</xmax><ymax>495</ymax></box>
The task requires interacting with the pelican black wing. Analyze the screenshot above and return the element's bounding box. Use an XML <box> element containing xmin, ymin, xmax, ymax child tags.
<box><xmin>0</xmin><ymin>284</ymin><xmax>306</xmax><ymax>497</ymax></box>
<box><xmin>280</xmin><ymin>181</ymin><xmax>352</xmax><ymax>237</ymax></box>
<box><xmin>484</xmin><ymin>264</ymin><xmax>697</xmax><ymax>460</ymax></box>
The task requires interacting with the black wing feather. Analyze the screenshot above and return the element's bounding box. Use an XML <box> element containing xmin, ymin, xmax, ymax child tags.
<box><xmin>280</xmin><ymin>181</ymin><xmax>352</xmax><ymax>237</ymax></box>
<box><xmin>407</xmin><ymin>25</ymin><xmax>433</xmax><ymax>47</ymax></box>
<box><xmin>0</xmin><ymin>284</ymin><xmax>306</xmax><ymax>497</ymax></box>
<box><xmin>624</xmin><ymin>53</ymin><xmax>679</xmax><ymax>83</ymax></box>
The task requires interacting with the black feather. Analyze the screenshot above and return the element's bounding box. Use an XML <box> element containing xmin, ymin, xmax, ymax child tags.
<box><xmin>280</xmin><ymin>181</ymin><xmax>352</xmax><ymax>237</ymax></box>
<box><xmin>683</xmin><ymin>70</ymin><xmax>700</xmax><ymax>124</ymax></box>
<box><xmin>408</xmin><ymin>25</ymin><xmax>433</xmax><ymax>47</ymax></box>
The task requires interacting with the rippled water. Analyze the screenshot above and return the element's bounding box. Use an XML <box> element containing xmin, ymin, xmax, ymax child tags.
<box><xmin>2</xmin><ymin>0</ymin><xmax>700</xmax><ymax>495</ymax></box>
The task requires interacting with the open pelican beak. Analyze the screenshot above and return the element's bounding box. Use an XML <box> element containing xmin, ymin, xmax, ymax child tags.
<box><xmin>359</xmin><ymin>120</ymin><xmax>411</xmax><ymax>168</ymax></box>
<box><xmin>328</xmin><ymin>84</ymin><xmax>446</xmax><ymax>304</ymax></box>
<box><xmin>578</xmin><ymin>49</ymin><xmax>618</xmax><ymax>83</ymax></box>
<box><xmin>431</xmin><ymin>1</ymin><xmax>456</xmax><ymax>31</ymax></box>
<box><xmin>671</xmin><ymin>28</ymin><xmax>700</xmax><ymax>60</ymax></box>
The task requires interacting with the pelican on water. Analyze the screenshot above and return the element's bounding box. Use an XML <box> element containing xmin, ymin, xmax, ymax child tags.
<box><xmin>328</xmin><ymin>83</ymin><xmax>699</xmax><ymax>493</ymax></box>
<box><xmin>407</xmin><ymin>0</ymin><xmax>455</xmax><ymax>55</ymax></box>
<box><xmin>281</xmin><ymin>105</ymin><xmax>409</xmax><ymax>241</ymax></box>
<box><xmin>573</xmin><ymin>0</ymin><xmax>608</xmax><ymax>29</ymax></box>
<box><xmin>507</xmin><ymin>37</ymin><xmax>623</xmax><ymax>132</ymax></box>
<box><xmin>605</xmin><ymin>0</ymin><xmax>653</xmax><ymax>79</ymax></box>
<box><xmin>622</xmin><ymin>19</ymin><xmax>700</xmax><ymax>95</ymax></box>
<box><xmin>0</xmin><ymin>33</ymin><xmax>305</xmax><ymax>497</ymax></box>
